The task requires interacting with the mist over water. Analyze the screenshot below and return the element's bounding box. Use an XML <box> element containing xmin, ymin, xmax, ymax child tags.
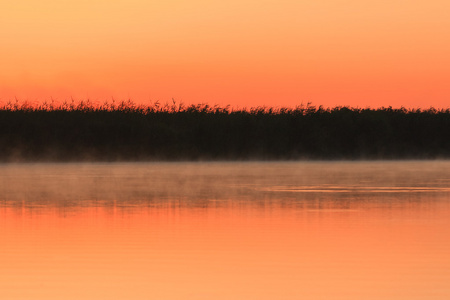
<box><xmin>1</xmin><ymin>161</ymin><xmax>450</xmax><ymax>299</ymax></box>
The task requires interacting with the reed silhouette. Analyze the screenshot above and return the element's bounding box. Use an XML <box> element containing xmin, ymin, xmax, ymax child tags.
<box><xmin>1</xmin><ymin>99</ymin><xmax>450</xmax><ymax>161</ymax></box>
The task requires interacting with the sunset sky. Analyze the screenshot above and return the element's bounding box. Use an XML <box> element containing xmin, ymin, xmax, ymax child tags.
<box><xmin>1</xmin><ymin>0</ymin><xmax>449</xmax><ymax>108</ymax></box>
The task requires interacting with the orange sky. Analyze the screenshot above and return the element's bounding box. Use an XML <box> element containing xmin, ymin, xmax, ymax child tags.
<box><xmin>1</xmin><ymin>0</ymin><xmax>450</xmax><ymax>108</ymax></box>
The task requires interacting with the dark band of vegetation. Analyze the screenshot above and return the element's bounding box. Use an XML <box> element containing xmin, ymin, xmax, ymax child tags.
<box><xmin>1</xmin><ymin>99</ymin><xmax>450</xmax><ymax>161</ymax></box>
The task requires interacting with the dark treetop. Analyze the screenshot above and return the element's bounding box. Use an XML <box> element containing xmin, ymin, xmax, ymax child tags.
<box><xmin>1</xmin><ymin>100</ymin><xmax>450</xmax><ymax>161</ymax></box>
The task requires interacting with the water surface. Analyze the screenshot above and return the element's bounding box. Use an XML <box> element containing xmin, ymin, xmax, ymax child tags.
<box><xmin>1</xmin><ymin>161</ymin><xmax>449</xmax><ymax>299</ymax></box>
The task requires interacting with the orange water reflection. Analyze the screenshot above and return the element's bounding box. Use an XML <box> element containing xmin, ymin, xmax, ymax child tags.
<box><xmin>1</xmin><ymin>162</ymin><xmax>450</xmax><ymax>299</ymax></box>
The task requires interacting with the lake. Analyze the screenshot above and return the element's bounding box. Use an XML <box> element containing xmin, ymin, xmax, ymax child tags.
<box><xmin>1</xmin><ymin>161</ymin><xmax>449</xmax><ymax>299</ymax></box>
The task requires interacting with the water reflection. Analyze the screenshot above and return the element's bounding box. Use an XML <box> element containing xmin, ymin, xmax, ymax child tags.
<box><xmin>1</xmin><ymin>161</ymin><xmax>450</xmax><ymax>299</ymax></box>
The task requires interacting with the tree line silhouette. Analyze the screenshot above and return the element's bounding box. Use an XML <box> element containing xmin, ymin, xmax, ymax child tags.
<box><xmin>1</xmin><ymin>99</ymin><xmax>450</xmax><ymax>161</ymax></box>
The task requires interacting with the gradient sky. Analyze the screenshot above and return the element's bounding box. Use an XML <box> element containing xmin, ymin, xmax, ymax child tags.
<box><xmin>1</xmin><ymin>0</ymin><xmax>449</xmax><ymax>108</ymax></box>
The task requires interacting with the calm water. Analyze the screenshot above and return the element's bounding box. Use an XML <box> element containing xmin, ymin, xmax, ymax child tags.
<box><xmin>1</xmin><ymin>161</ymin><xmax>450</xmax><ymax>299</ymax></box>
